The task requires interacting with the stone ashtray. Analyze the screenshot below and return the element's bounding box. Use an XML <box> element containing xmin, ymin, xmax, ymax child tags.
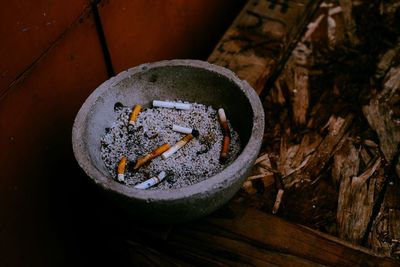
<box><xmin>72</xmin><ymin>59</ymin><xmax>264</xmax><ymax>223</ymax></box>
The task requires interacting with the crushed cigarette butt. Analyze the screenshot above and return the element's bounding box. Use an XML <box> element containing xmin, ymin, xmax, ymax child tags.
<box><xmin>117</xmin><ymin>156</ymin><xmax>127</xmax><ymax>182</ymax></box>
<box><xmin>129</xmin><ymin>105</ymin><xmax>142</xmax><ymax>125</ymax></box>
<box><xmin>172</xmin><ymin>124</ymin><xmax>199</xmax><ymax>137</ymax></box>
<box><xmin>218</xmin><ymin>108</ymin><xmax>231</xmax><ymax>164</ymax></box>
<box><xmin>134</xmin><ymin>171</ymin><xmax>167</xmax><ymax>189</ymax></box>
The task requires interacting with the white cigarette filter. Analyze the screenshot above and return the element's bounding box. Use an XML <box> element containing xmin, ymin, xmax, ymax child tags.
<box><xmin>161</xmin><ymin>134</ymin><xmax>194</xmax><ymax>159</ymax></box>
<box><xmin>172</xmin><ymin>124</ymin><xmax>199</xmax><ymax>137</ymax></box>
<box><xmin>218</xmin><ymin>108</ymin><xmax>227</xmax><ymax>123</ymax></box>
<box><xmin>117</xmin><ymin>174</ymin><xmax>125</xmax><ymax>182</ymax></box>
<box><xmin>134</xmin><ymin>171</ymin><xmax>167</xmax><ymax>189</ymax></box>
<box><xmin>153</xmin><ymin>100</ymin><xmax>192</xmax><ymax>110</ymax></box>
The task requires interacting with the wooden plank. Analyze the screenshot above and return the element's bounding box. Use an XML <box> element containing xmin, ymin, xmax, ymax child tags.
<box><xmin>205</xmin><ymin>205</ymin><xmax>399</xmax><ymax>266</ymax></box>
<box><xmin>0</xmin><ymin>0</ymin><xmax>90</xmax><ymax>97</ymax></box>
<box><xmin>124</xmin><ymin>204</ymin><xmax>398</xmax><ymax>266</ymax></box>
<box><xmin>0</xmin><ymin>7</ymin><xmax>108</xmax><ymax>267</ymax></box>
<box><xmin>208</xmin><ymin>0</ymin><xmax>322</xmax><ymax>95</ymax></box>
<box><xmin>167</xmin><ymin>226</ymin><xmax>326</xmax><ymax>266</ymax></box>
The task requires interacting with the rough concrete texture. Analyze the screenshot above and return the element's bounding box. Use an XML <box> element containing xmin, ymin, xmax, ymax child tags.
<box><xmin>72</xmin><ymin>59</ymin><xmax>264</xmax><ymax>223</ymax></box>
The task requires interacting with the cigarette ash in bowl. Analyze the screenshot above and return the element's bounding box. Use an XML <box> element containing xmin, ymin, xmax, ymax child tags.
<box><xmin>72</xmin><ymin>59</ymin><xmax>264</xmax><ymax>223</ymax></box>
<box><xmin>100</xmin><ymin>100</ymin><xmax>241</xmax><ymax>190</ymax></box>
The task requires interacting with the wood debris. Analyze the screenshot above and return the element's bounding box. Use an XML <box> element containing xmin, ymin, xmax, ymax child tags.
<box><xmin>236</xmin><ymin>0</ymin><xmax>400</xmax><ymax>259</ymax></box>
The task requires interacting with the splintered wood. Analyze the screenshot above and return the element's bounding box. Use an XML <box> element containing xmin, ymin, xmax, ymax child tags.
<box><xmin>208</xmin><ymin>0</ymin><xmax>322</xmax><ymax>95</ymax></box>
<box><xmin>234</xmin><ymin>0</ymin><xmax>400</xmax><ymax>261</ymax></box>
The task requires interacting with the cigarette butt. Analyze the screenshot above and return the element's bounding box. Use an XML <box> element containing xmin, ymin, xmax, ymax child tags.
<box><xmin>117</xmin><ymin>156</ymin><xmax>127</xmax><ymax>182</ymax></box>
<box><xmin>134</xmin><ymin>143</ymin><xmax>170</xmax><ymax>170</ymax></box>
<box><xmin>172</xmin><ymin>124</ymin><xmax>199</xmax><ymax>137</ymax></box>
<box><xmin>162</xmin><ymin>134</ymin><xmax>194</xmax><ymax>159</ymax></box>
<box><xmin>218</xmin><ymin>108</ymin><xmax>230</xmax><ymax>136</ymax></box>
<box><xmin>272</xmin><ymin>189</ymin><xmax>284</xmax><ymax>214</ymax></box>
<box><xmin>129</xmin><ymin>105</ymin><xmax>142</xmax><ymax>125</ymax></box>
<box><xmin>134</xmin><ymin>171</ymin><xmax>167</xmax><ymax>189</ymax></box>
<box><xmin>218</xmin><ymin>108</ymin><xmax>231</xmax><ymax>163</ymax></box>
<box><xmin>153</xmin><ymin>100</ymin><xmax>192</xmax><ymax>110</ymax></box>
<box><xmin>220</xmin><ymin>136</ymin><xmax>230</xmax><ymax>163</ymax></box>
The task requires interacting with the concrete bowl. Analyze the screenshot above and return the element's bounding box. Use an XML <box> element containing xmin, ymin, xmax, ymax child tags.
<box><xmin>72</xmin><ymin>59</ymin><xmax>264</xmax><ymax>223</ymax></box>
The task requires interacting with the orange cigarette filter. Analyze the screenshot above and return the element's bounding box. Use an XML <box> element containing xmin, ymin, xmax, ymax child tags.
<box><xmin>220</xmin><ymin>136</ymin><xmax>230</xmax><ymax>163</ymax></box>
<box><xmin>129</xmin><ymin>105</ymin><xmax>142</xmax><ymax>124</ymax></box>
<box><xmin>180</xmin><ymin>133</ymin><xmax>194</xmax><ymax>143</ymax></box>
<box><xmin>218</xmin><ymin>108</ymin><xmax>231</xmax><ymax>163</ymax></box>
<box><xmin>117</xmin><ymin>156</ymin><xmax>127</xmax><ymax>182</ymax></box>
<box><xmin>134</xmin><ymin>143</ymin><xmax>170</xmax><ymax>170</ymax></box>
<box><xmin>118</xmin><ymin>156</ymin><xmax>127</xmax><ymax>174</ymax></box>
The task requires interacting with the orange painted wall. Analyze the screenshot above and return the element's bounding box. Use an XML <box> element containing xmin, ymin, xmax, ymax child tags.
<box><xmin>0</xmin><ymin>0</ymin><xmax>90</xmax><ymax>96</ymax></box>
<box><xmin>0</xmin><ymin>1</ymin><xmax>244</xmax><ymax>266</ymax></box>
<box><xmin>98</xmin><ymin>0</ymin><xmax>245</xmax><ymax>72</ymax></box>
<box><xmin>0</xmin><ymin>7</ymin><xmax>109</xmax><ymax>266</ymax></box>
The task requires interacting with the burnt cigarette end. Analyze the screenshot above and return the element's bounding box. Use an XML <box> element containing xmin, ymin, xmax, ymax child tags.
<box><xmin>172</xmin><ymin>124</ymin><xmax>199</xmax><ymax>137</ymax></box>
<box><xmin>128</xmin><ymin>124</ymin><xmax>135</xmax><ymax>133</ymax></box>
<box><xmin>114</xmin><ymin>102</ymin><xmax>124</xmax><ymax>111</ymax></box>
<box><xmin>219</xmin><ymin>156</ymin><xmax>227</xmax><ymax>164</ymax></box>
<box><xmin>192</xmin><ymin>129</ymin><xmax>200</xmax><ymax>138</ymax></box>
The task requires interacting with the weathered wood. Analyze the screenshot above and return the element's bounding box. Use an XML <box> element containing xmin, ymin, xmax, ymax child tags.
<box><xmin>124</xmin><ymin>205</ymin><xmax>398</xmax><ymax>266</ymax></box>
<box><xmin>284</xmin><ymin>114</ymin><xmax>353</xmax><ymax>188</ymax></box>
<box><xmin>332</xmin><ymin>138</ymin><xmax>359</xmax><ymax>186</ymax></box>
<box><xmin>337</xmin><ymin>0</ymin><xmax>360</xmax><ymax>46</ymax></box>
<box><xmin>369</xmin><ymin>179</ymin><xmax>400</xmax><ymax>261</ymax></box>
<box><xmin>206</xmin><ymin>206</ymin><xmax>398</xmax><ymax>266</ymax></box>
<box><xmin>126</xmin><ymin>239</ymin><xmax>194</xmax><ymax>267</ymax></box>
<box><xmin>334</xmin><ymin>137</ymin><xmax>386</xmax><ymax>244</ymax></box>
<box><xmin>208</xmin><ymin>0</ymin><xmax>322</xmax><ymax>94</ymax></box>
<box><xmin>292</xmin><ymin>65</ymin><xmax>310</xmax><ymax>125</ymax></box>
<box><xmin>233</xmin><ymin>0</ymin><xmax>400</xmax><ymax>255</ymax></box>
<box><xmin>363</xmin><ymin>65</ymin><xmax>400</xmax><ymax>178</ymax></box>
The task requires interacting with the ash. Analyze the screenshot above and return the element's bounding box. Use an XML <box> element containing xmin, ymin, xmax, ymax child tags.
<box><xmin>101</xmin><ymin>102</ymin><xmax>241</xmax><ymax>190</ymax></box>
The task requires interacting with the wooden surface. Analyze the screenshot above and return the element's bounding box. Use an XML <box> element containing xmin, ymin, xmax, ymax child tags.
<box><xmin>214</xmin><ymin>0</ymin><xmax>400</xmax><ymax>263</ymax></box>
<box><xmin>208</xmin><ymin>0</ymin><xmax>321</xmax><ymax>95</ymax></box>
<box><xmin>123</xmin><ymin>204</ymin><xmax>398</xmax><ymax>266</ymax></box>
